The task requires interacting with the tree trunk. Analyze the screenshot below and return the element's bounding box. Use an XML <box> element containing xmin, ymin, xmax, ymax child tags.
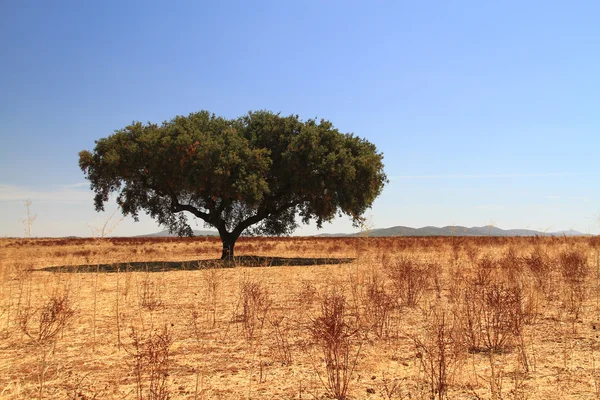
<box><xmin>220</xmin><ymin>236</ymin><xmax>236</xmax><ymax>260</ymax></box>
<box><xmin>218</xmin><ymin>224</ymin><xmax>244</xmax><ymax>261</ymax></box>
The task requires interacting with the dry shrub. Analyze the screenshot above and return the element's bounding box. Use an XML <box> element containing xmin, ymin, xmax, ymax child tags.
<box><xmin>448</xmin><ymin>262</ymin><xmax>468</xmax><ymax>306</ymax></box>
<box><xmin>361</xmin><ymin>269</ymin><xmax>394</xmax><ymax>338</ymax></box>
<box><xmin>522</xmin><ymin>246</ymin><xmax>552</xmax><ymax>294</ymax></box>
<box><xmin>519</xmin><ymin>282</ymin><xmax>541</xmax><ymax>327</ymax></box>
<box><xmin>498</xmin><ymin>247</ymin><xmax>525</xmax><ymax>277</ymax></box>
<box><xmin>384</xmin><ymin>256</ymin><xmax>431</xmax><ymax>307</ymax></box>
<box><xmin>310</xmin><ymin>292</ymin><xmax>362</xmax><ymax>400</ymax></box>
<box><xmin>499</xmin><ymin>253</ymin><xmax>541</xmax><ymax>328</ymax></box>
<box><xmin>188</xmin><ymin>308</ymin><xmax>205</xmax><ymax>348</ymax></box>
<box><xmin>295</xmin><ymin>279</ymin><xmax>319</xmax><ymax>325</ymax></box>
<box><xmin>558</xmin><ymin>249</ymin><xmax>589</xmax><ymax>320</ymax></box>
<box><xmin>412</xmin><ymin>305</ymin><xmax>463</xmax><ymax>400</ymax></box>
<box><xmin>450</xmin><ymin>237</ymin><xmax>462</xmax><ymax>264</ymax></box>
<box><xmin>480</xmin><ymin>282</ymin><xmax>524</xmax><ymax>353</ymax></box>
<box><xmin>475</xmin><ymin>350</ymin><xmax>530</xmax><ymax>400</ymax></box>
<box><xmin>239</xmin><ymin>277</ymin><xmax>271</xmax><ymax>341</ymax></box>
<box><xmin>463</xmin><ymin>242</ymin><xmax>481</xmax><ymax>265</ymax></box>
<box><xmin>297</xmin><ymin>279</ymin><xmax>318</xmax><ymax>307</ymax></box>
<box><xmin>559</xmin><ymin>249</ymin><xmax>589</xmax><ymax>319</ymax></box>
<box><xmin>139</xmin><ymin>273</ymin><xmax>163</xmax><ymax>311</ymax></box>
<box><xmin>456</xmin><ymin>265</ymin><xmax>525</xmax><ymax>354</ymax></box>
<box><xmin>267</xmin><ymin>312</ymin><xmax>293</xmax><ymax>366</ymax></box>
<box><xmin>66</xmin><ymin>372</ymin><xmax>107</xmax><ymax>400</ymax></box>
<box><xmin>19</xmin><ymin>289</ymin><xmax>75</xmax><ymax>345</ymax></box>
<box><xmin>473</xmin><ymin>257</ymin><xmax>496</xmax><ymax>288</ymax></box>
<box><xmin>559</xmin><ymin>248</ymin><xmax>589</xmax><ymax>284</ymax></box>
<box><xmin>126</xmin><ymin>325</ymin><xmax>173</xmax><ymax>400</ymax></box>
<box><xmin>430</xmin><ymin>260</ymin><xmax>444</xmax><ymax>299</ymax></box>
<box><xmin>201</xmin><ymin>262</ymin><xmax>223</xmax><ymax>327</ymax></box>
<box><xmin>18</xmin><ymin>289</ymin><xmax>75</xmax><ymax>399</ymax></box>
<box><xmin>378</xmin><ymin>373</ymin><xmax>411</xmax><ymax>400</ymax></box>
<box><xmin>458</xmin><ymin>283</ymin><xmax>484</xmax><ymax>352</ymax></box>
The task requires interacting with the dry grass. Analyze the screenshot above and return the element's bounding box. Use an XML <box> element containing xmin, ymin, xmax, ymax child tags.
<box><xmin>0</xmin><ymin>235</ymin><xmax>599</xmax><ymax>399</ymax></box>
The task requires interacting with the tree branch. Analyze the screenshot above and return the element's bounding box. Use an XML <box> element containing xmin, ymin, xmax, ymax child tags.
<box><xmin>169</xmin><ymin>196</ymin><xmax>211</xmax><ymax>224</ymax></box>
<box><xmin>231</xmin><ymin>200</ymin><xmax>300</xmax><ymax>238</ymax></box>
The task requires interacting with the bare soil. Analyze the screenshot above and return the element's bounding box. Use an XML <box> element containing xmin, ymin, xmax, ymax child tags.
<box><xmin>1</xmin><ymin>235</ymin><xmax>600</xmax><ymax>399</ymax></box>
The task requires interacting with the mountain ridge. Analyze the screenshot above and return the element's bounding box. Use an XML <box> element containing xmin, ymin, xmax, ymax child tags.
<box><xmin>140</xmin><ymin>226</ymin><xmax>590</xmax><ymax>238</ymax></box>
<box><xmin>349</xmin><ymin>225</ymin><xmax>589</xmax><ymax>237</ymax></box>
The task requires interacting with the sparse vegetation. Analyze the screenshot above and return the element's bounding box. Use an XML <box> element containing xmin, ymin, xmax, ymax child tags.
<box><xmin>126</xmin><ymin>325</ymin><xmax>174</xmax><ymax>400</ymax></box>
<box><xmin>310</xmin><ymin>291</ymin><xmax>362</xmax><ymax>400</ymax></box>
<box><xmin>384</xmin><ymin>255</ymin><xmax>432</xmax><ymax>307</ymax></box>
<box><xmin>1</xmin><ymin>235</ymin><xmax>600</xmax><ymax>399</ymax></box>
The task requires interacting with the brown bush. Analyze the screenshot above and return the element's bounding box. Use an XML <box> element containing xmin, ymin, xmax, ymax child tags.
<box><xmin>239</xmin><ymin>278</ymin><xmax>271</xmax><ymax>341</ymax></box>
<box><xmin>361</xmin><ymin>270</ymin><xmax>394</xmax><ymax>338</ymax></box>
<box><xmin>310</xmin><ymin>292</ymin><xmax>362</xmax><ymax>400</ymax></box>
<box><xmin>559</xmin><ymin>249</ymin><xmax>589</xmax><ymax>319</ymax></box>
<box><xmin>412</xmin><ymin>306</ymin><xmax>463</xmax><ymax>400</ymax></box>
<box><xmin>457</xmin><ymin>278</ymin><xmax>524</xmax><ymax>354</ymax></box>
<box><xmin>522</xmin><ymin>246</ymin><xmax>552</xmax><ymax>292</ymax></box>
<box><xmin>19</xmin><ymin>290</ymin><xmax>75</xmax><ymax>344</ymax></box>
<box><xmin>384</xmin><ymin>256</ymin><xmax>431</xmax><ymax>307</ymax></box>
<box><xmin>126</xmin><ymin>325</ymin><xmax>173</xmax><ymax>400</ymax></box>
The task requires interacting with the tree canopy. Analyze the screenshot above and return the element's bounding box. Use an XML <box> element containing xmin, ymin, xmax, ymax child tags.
<box><xmin>79</xmin><ymin>110</ymin><xmax>388</xmax><ymax>258</ymax></box>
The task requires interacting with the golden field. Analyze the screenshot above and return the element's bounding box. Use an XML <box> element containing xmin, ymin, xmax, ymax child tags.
<box><xmin>1</xmin><ymin>235</ymin><xmax>600</xmax><ymax>399</ymax></box>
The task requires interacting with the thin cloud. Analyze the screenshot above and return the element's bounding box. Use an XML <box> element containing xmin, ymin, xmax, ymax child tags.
<box><xmin>474</xmin><ymin>204</ymin><xmax>508</xmax><ymax>211</ymax></box>
<box><xmin>0</xmin><ymin>183</ymin><xmax>94</xmax><ymax>203</ymax></box>
<box><xmin>546</xmin><ymin>194</ymin><xmax>590</xmax><ymax>202</ymax></box>
<box><xmin>390</xmin><ymin>172</ymin><xmax>574</xmax><ymax>180</ymax></box>
<box><xmin>61</xmin><ymin>182</ymin><xmax>91</xmax><ymax>189</ymax></box>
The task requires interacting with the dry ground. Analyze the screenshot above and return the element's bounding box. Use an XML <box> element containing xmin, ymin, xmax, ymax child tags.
<box><xmin>1</xmin><ymin>235</ymin><xmax>600</xmax><ymax>399</ymax></box>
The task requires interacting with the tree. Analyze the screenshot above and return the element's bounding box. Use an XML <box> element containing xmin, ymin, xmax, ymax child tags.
<box><xmin>79</xmin><ymin>110</ymin><xmax>388</xmax><ymax>259</ymax></box>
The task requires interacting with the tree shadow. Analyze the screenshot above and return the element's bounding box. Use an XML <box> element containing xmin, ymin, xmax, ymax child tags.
<box><xmin>40</xmin><ymin>255</ymin><xmax>355</xmax><ymax>273</ymax></box>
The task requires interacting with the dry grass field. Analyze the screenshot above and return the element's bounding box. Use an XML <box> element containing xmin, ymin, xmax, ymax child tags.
<box><xmin>1</xmin><ymin>235</ymin><xmax>600</xmax><ymax>399</ymax></box>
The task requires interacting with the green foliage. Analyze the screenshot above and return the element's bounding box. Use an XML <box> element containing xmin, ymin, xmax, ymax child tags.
<box><xmin>79</xmin><ymin>110</ymin><xmax>387</xmax><ymax>248</ymax></box>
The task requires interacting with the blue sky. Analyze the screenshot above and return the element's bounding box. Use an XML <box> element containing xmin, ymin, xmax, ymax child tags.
<box><xmin>1</xmin><ymin>1</ymin><xmax>599</xmax><ymax>237</ymax></box>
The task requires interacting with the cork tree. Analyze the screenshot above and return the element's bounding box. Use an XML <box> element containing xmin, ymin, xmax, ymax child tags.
<box><xmin>79</xmin><ymin>110</ymin><xmax>387</xmax><ymax>259</ymax></box>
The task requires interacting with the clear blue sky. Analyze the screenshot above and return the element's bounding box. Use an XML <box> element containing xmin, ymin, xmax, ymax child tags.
<box><xmin>1</xmin><ymin>1</ymin><xmax>599</xmax><ymax>237</ymax></box>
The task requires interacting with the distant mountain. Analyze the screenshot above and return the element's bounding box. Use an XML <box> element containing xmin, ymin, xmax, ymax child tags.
<box><xmin>351</xmin><ymin>225</ymin><xmax>590</xmax><ymax>237</ymax></box>
<box><xmin>314</xmin><ymin>232</ymin><xmax>353</xmax><ymax>237</ymax></box>
<box><xmin>138</xmin><ymin>229</ymin><xmax>218</xmax><ymax>237</ymax></box>
<box><xmin>137</xmin><ymin>226</ymin><xmax>590</xmax><ymax>238</ymax></box>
